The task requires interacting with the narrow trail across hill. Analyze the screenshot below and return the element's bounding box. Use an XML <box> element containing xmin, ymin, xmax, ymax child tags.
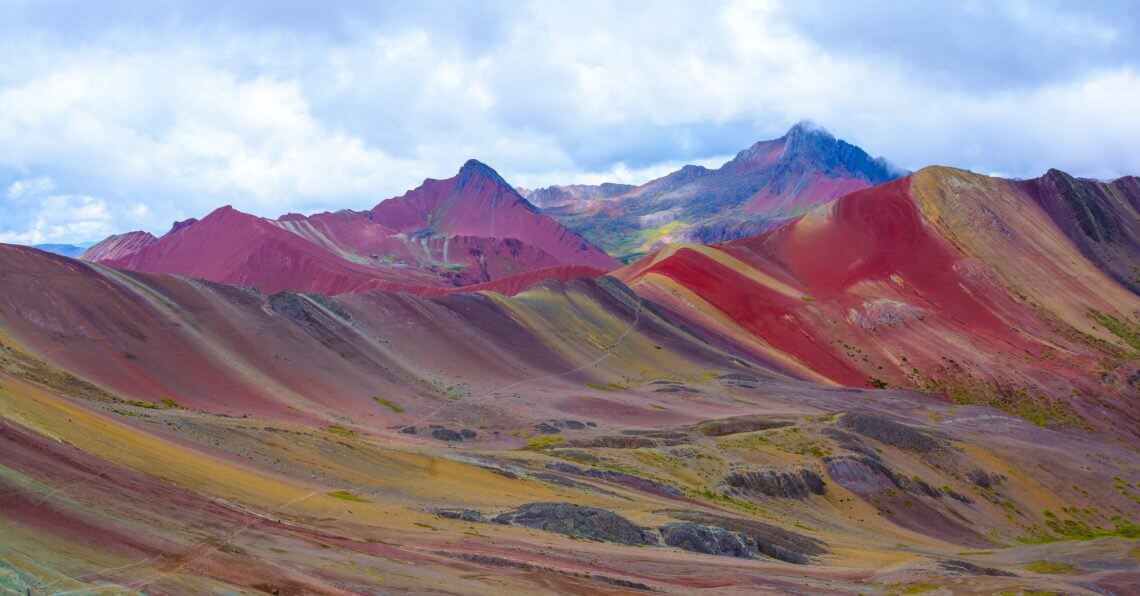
<box><xmin>101</xmin><ymin>300</ymin><xmax>647</xmax><ymax>592</ymax></box>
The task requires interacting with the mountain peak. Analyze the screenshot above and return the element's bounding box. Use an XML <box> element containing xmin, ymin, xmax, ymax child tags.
<box><xmin>776</xmin><ymin>123</ymin><xmax>901</xmax><ymax>184</ymax></box>
<box><xmin>457</xmin><ymin>159</ymin><xmax>512</xmax><ymax>190</ymax></box>
<box><xmin>785</xmin><ymin>120</ymin><xmax>835</xmax><ymax>141</ymax></box>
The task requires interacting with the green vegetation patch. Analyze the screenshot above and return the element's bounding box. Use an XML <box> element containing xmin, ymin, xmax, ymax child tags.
<box><xmin>1087</xmin><ymin>308</ymin><xmax>1140</xmax><ymax>352</ymax></box>
<box><xmin>905</xmin><ymin>362</ymin><xmax>1091</xmax><ymax>429</ymax></box>
<box><xmin>522</xmin><ymin>435</ymin><xmax>564</xmax><ymax>450</ymax></box>
<box><xmin>328</xmin><ymin>491</ymin><xmax>371</xmax><ymax>503</ymax></box>
<box><xmin>124</xmin><ymin>399</ymin><xmax>161</xmax><ymax>409</ymax></box>
<box><xmin>326</xmin><ymin>425</ymin><xmax>355</xmax><ymax>436</ymax></box>
<box><xmin>373</xmin><ymin>397</ymin><xmax>404</xmax><ymax>413</ymax></box>
<box><xmin>1023</xmin><ymin>560</ymin><xmax>1077</xmax><ymax>574</ymax></box>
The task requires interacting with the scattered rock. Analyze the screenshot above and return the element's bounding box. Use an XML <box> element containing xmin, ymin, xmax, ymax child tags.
<box><xmin>431</xmin><ymin>428</ymin><xmax>464</xmax><ymax>441</ymax></box>
<box><xmin>724</xmin><ymin>469</ymin><xmax>825</xmax><ymax>499</ymax></box>
<box><xmin>966</xmin><ymin>468</ymin><xmax>995</xmax><ymax>488</ymax></box>
<box><xmin>836</xmin><ymin>412</ymin><xmax>946</xmax><ymax>454</ymax></box>
<box><xmin>939</xmin><ymin>559</ymin><xmax>1016</xmax><ymax>577</ymax></box>
<box><xmin>693</xmin><ymin>416</ymin><xmax>793</xmax><ymax>437</ymax></box>
<box><xmin>428</xmin><ymin>508</ymin><xmax>487</xmax><ymax>522</ymax></box>
<box><xmin>660</xmin><ymin>522</ymin><xmax>753</xmax><ymax>558</ymax></box>
<box><xmin>660</xmin><ymin>510</ymin><xmax>825</xmax><ymax>564</ymax></box>
<box><xmin>535</xmin><ymin>420</ymin><xmax>589</xmax><ymax>434</ymax></box>
<box><xmin>399</xmin><ymin>426</ymin><xmax>417</xmax><ymax>434</ymax></box>
<box><xmin>491</xmin><ymin>502</ymin><xmax>651</xmax><ymax>546</ymax></box>
<box><xmin>460</xmin><ymin>428</ymin><xmax>477</xmax><ymax>439</ymax></box>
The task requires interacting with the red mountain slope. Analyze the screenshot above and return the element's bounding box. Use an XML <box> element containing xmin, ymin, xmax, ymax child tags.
<box><xmin>618</xmin><ymin>166</ymin><xmax>1140</xmax><ymax>437</ymax></box>
<box><xmin>82</xmin><ymin>161</ymin><xmax>618</xmax><ymax>294</ymax></box>
<box><xmin>80</xmin><ymin>230</ymin><xmax>157</xmax><ymax>261</ymax></box>
<box><xmin>93</xmin><ymin>206</ymin><xmax>390</xmax><ymax>294</ymax></box>
<box><xmin>372</xmin><ymin>160</ymin><xmax>619</xmax><ymax>270</ymax></box>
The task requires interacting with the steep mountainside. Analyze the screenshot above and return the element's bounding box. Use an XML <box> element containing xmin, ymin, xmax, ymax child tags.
<box><xmin>618</xmin><ymin>167</ymin><xmax>1140</xmax><ymax>438</ymax></box>
<box><xmin>1017</xmin><ymin>169</ymin><xmax>1140</xmax><ymax>294</ymax></box>
<box><xmin>530</xmin><ymin>123</ymin><xmax>903</xmax><ymax>260</ymax></box>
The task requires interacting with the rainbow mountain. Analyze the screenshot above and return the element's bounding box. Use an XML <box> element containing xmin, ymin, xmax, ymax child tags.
<box><xmin>1</xmin><ymin>129</ymin><xmax>1138</xmax><ymax>593</ymax></box>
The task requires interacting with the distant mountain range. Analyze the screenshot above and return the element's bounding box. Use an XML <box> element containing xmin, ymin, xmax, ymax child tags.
<box><xmin>29</xmin><ymin>242</ymin><xmax>95</xmax><ymax>257</ymax></box>
<box><xmin>79</xmin><ymin>160</ymin><xmax>617</xmax><ymax>295</ymax></box>
<box><xmin>522</xmin><ymin>122</ymin><xmax>904</xmax><ymax>261</ymax></box>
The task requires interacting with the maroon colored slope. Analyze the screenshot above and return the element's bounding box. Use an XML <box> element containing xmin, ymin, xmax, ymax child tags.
<box><xmin>371</xmin><ymin>160</ymin><xmax>620</xmax><ymax>270</ymax></box>
<box><xmin>80</xmin><ymin>230</ymin><xmax>157</xmax><ymax>261</ymax></box>
<box><xmin>83</xmin><ymin>161</ymin><xmax>619</xmax><ymax>294</ymax></box>
<box><xmin>1017</xmin><ymin>170</ymin><xmax>1140</xmax><ymax>294</ymax></box>
<box><xmin>95</xmin><ymin>206</ymin><xmax>383</xmax><ymax>294</ymax></box>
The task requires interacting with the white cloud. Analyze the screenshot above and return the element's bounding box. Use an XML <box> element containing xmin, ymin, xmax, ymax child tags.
<box><xmin>0</xmin><ymin>176</ymin><xmax>117</xmax><ymax>244</ymax></box>
<box><xmin>0</xmin><ymin>0</ymin><xmax>1137</xmax><ymax>243</ymax></box>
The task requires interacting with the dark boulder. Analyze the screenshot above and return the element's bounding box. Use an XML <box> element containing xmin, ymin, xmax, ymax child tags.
<box><xmin>660</xmin><ymin>522</ymin><xmax>753</xmax><ymax>558</ymax></box>
<box><xmin>836</xmin><ymin>412</ymin><xmax>946</xmax><ymax>454</ymax></box>
<box><xmin>693</xmin><ymin>416</ymin><xmax>793</xmax><ymax>437</ymax></box>
<box><xmin>939</xmin><ymin>559</ymin><xmax>1017</xmax><ymax>577</ymax></box>
<box><xmin>431</xmin><ymin>428</ymin><xmax>464</xmax><ymax>441</ymax></box>
<box><xmin>966</xmin><ymin>468</ymin><xmax>995</xmax><ymax>488</ymax></box>
<box><xmin>491</xmin><ymin>502</ymin><xmax>651</xmax><ymax>546</ymax></box>
<box><xmin>428</xmin><ymin>508</ymin><xmax>487</xmax><ymax>522</ymax></box>
<box><xmin>724</xmin><ymin>468</ymin><xmax>826</xmax><ymax>499</ymax></box>
<box><xmin>661</xmin><ymin>510</ymin><xmax>825</xmax><ymax>564</ymax></box>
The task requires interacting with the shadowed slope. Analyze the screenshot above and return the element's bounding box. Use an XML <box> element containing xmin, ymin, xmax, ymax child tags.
<box><xmin>1017</xmin><ymin>169</ymin><xmax>1140</xmax><ymax>294</ymax></box>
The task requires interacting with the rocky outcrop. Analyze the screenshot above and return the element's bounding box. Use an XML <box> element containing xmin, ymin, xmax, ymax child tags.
<box><xmin>939</xmin><ymin>559</ymin><xmax>1017</xmax><ymax>577</ymax></box>
<box><xmin>662</xmin><ymin>510</ymin><xmax>825</xmax><ymax>564</ymax></box>
<box><xmin>398</xmin><ymin>425</ymin><xmax>477</xmax><ymax>442</ymax></box>
<box><xmin>692</xmin><ymin>415</ymin><xmax>793</xmax><ymax>437</ymax></box>
<box><xmin>533</xmin><ymin>419</ymin><xmax>591</xmax><ymax>433</ymax></box>
<box><xmin>491</xmin><ymin>502</ymin><xmax>652</xmax><ymax>546</ymax></box>
<box><xmin>723</xmin><ymin>468</ymin><xmax>825</xmax><ymax>499</ymax></box>
<box><xmin>836</xmin><ymin>412</ymin><xmax>946</xmax><ymax>454</ymax></box>
<box><xmin>660</xmin><ymin>522</ymin><xmax>753</xmax><ymax>558</ymax></box>
<box><xmin>427</xmin><ymin>508</ymin><xmax>487</xmax><ymax>522</ymax></box>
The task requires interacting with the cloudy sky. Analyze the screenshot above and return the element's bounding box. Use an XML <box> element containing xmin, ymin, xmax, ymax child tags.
<box><xmin>2</xmin><ymin>0</ymin><xmax>1138</xmax><ymax>244</ymax></box>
